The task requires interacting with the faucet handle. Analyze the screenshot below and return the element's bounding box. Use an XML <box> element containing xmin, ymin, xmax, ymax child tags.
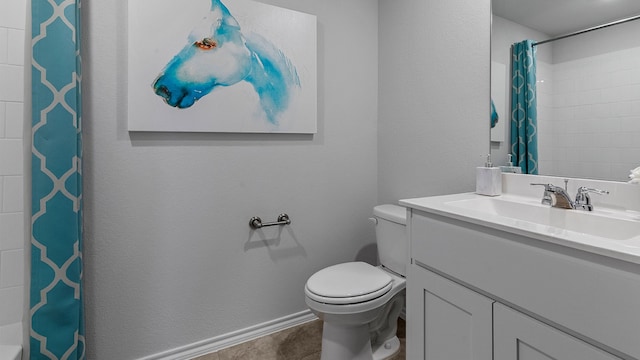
<box><xmin>530</xmin><ymin>183</ymin><xmax>553</xmax><ymax>205</ymax></box>
<box><xmin>531</xmin><ymin>183</ymin><xmax>565</xmax><ymax>193</ymax></box>
<box><xmin>530</xmin><ymin>183</ymin><xmax>552</xmax><ymax>190</ymax></box>
<box><xmin>577</xmin><ymin>186</ymin><xmax>609</xmax><ymax>196</ymax></box>
<box><xmin>575</xmin><ymin>187</ymin><xmax>609</xmax><ymax>211</ymax></box>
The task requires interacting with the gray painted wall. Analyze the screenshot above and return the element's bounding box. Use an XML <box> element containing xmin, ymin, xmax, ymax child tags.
<box><xmin>491</xmin><ymin>16</ymin><xmax>552</xmax><ymax>67</ymax></box>
<box><xmin>82</xmin><ymin>0</ymin><xmax>491</xmax><ymax>358</ymax></box>
<box><xmin>378</xmin><ymin>0</ymin><xmax>490</xmax><ymax>204</ymax></box>
<box><xmin>83</xmin><ymin>1</ymin><xmax>378</xmax><ymax>359</ymax></box>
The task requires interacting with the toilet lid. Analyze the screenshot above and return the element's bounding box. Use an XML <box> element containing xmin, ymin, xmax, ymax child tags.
<box><xmin>305</xmin><ymin>262</ymin><xmax>393</xmax><ymax>304</ymax></box>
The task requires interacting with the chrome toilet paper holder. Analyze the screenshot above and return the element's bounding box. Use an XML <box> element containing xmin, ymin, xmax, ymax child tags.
<box><xmin>249</xmin><ymin>214</ymin><xmax>291</xmax><ymax>229</ymax></box>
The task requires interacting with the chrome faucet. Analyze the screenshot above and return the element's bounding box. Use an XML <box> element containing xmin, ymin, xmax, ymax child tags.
<box><xmin>574</xmin><ymin>186</ymin><xmax>610</xmax><ymax>211</ymax></box>
<box><xmin>531</xmin><ymin>182</ymin><xmax>609</xmax><ymax>211</ymax></box>
<box><xmin>531</xmin><ymin>183</ymin><xmax>574</xmax><ymax>209</ymax></box>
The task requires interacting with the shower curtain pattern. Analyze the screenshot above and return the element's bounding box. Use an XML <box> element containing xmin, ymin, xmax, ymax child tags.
<box><xmin>510</xmin><ymin>40</ymin><xmax>538</xmax><ymax>174</ymax></box>
<box><xmin>30</xmin><ymin>0</ymin><xmax>84</xmax><ymax>359</ymax></box>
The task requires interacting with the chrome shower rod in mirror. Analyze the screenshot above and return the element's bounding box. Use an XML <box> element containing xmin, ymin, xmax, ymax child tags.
<box><xmin>533</xmin><ymin>13</ymin><xmax>640</xmax><ymax>46</ymax></box>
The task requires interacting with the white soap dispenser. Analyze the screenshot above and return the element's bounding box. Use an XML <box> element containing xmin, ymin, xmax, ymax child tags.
<box><xmin>476</xmin><ymin>154</ymin><xmax>502</xmax><ymax>196</ymax></box>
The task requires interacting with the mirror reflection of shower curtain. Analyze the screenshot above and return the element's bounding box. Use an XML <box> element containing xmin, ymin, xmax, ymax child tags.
<box><xmin>510</xmin><ymin>40</ymin><xmax>538</xmax><ymax>174</ymax></box>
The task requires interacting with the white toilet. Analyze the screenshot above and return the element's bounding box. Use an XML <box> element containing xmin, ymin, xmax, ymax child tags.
<box><xmin>304</xmin><ymin>204</ymin><xmax>407</xmax><ymax>360</ymax></box>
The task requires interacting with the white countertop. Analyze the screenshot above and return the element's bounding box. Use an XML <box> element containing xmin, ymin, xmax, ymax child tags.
<box><xmin>400</xmin><ymin>192</ymin><xmax>640</xmax><ymax>265</ymax></box>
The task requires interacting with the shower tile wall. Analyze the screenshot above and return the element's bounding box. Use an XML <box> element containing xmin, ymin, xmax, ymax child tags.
<box><xmin>536</xmin><ymin>61</ymin><xmax>553</xmax><ymax>174</ymax></box>
<box><xmin>548</xmin><ymin>46</ymin><xmax>640</xmax><ymax>181</ymax></box>
<box><xmin>0</xmin><ymin>0</ymin><xmax>25</xmax><ymax>346</ymax></box>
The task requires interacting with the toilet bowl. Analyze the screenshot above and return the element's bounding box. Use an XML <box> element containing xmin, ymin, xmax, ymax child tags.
<box><xmin>304</xmin><ymin>204</ymin><xmax>407</xmax><ymax>360</ymax></box>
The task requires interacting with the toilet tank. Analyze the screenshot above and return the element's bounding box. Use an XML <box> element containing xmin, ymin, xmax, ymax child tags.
<box><xmin>373</xmin><ymin>204</ymin><xmax>407</xmax><ymax>277</ymax></box>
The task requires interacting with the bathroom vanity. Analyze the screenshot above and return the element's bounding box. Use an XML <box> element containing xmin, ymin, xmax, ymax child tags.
<box><xmin>400</xmin><ymin>174</ymin><xmax>640</xmax><ymax>360</ymax></box>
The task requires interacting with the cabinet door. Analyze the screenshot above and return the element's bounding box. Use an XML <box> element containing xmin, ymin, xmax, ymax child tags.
<box><xmin>407</xmin><ymin>264</ymin><xmax>493</xmax><ymax>360</ymax></box>
<box><xmin>494</xmin><ymin>303</ymin><xmax>623</xmax><ymax>360</ymax></box>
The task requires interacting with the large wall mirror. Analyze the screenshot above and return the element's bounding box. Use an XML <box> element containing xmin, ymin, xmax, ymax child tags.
<box><xmin>491</xmin><ymin>0</ymin><xmax>640</xmax><ymax>182</ymax></box>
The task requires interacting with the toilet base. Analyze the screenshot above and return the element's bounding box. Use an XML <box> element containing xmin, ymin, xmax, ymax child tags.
<box><xmin>320</xmin><ymin>322</ymin><xmax>372</xmax><ymax>360</ymax></box>
<box><xmin>319</xmin><ymin>322</ymin><xmax>400</xmax><ymax>360</ymax></box>
<box><xmin>372</xmin><ymin>335</ymin><xmax>400</xmax><ymax>360</ymax></box>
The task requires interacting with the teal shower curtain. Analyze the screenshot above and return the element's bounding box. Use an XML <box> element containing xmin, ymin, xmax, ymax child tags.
<box><xmin>30</xmin><ymin>0</ymin><xmax>84</xmax><ymax>359</ymax></box>
<box><xmin>510</xmin><ymin>40</ymin><xmax>538</xmax><ymax>174</ymax></box>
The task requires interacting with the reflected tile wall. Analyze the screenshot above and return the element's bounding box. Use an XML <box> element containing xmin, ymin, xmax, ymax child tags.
<box><xmin>537</xmin><ymin>61</ymin><xmax>554</xmax><ymax>175</ymax></box>
<box><xmin>549</xmin><ymin>46</ymin><xmax>640</xmax><ymax>181</ymax></box>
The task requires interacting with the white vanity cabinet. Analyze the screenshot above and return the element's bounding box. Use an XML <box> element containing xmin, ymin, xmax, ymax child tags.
<box><xmin>403</xmin><ymin>205</ymin><xmax>640</xmax><ymax>360</ymax></box>
<box><xmin>494</xmin><ymin>303</ymin><xmax>622</xmax><ymax>360</ymax></box>
<box><xmin>407</xmin><ymin>264</ymin><xmax>493</xmax><ymax>360</ymax></box>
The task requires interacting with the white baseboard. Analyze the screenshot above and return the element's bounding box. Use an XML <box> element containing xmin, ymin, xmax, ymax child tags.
<box><xmin>136</xmin><ymin>310</ymin><xmax>318</xmax><ymax>360</ymax></box>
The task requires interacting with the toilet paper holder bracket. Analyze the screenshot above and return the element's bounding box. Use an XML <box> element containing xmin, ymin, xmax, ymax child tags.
<box><xmin>249</xmin><ymin>214</ymin><xmax>291</xmax><ymax>229</ymax></box>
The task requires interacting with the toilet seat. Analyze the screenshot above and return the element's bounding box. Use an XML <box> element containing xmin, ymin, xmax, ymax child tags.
<box><xmin>305</xmin><ymin>262</ymin><xmax>393</xmax><ymax>305</ymax></box>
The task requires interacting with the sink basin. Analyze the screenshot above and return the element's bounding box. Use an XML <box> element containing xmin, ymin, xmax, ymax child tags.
<box><xmin>399</xmin><ymin>174</ymin><xmax>640</xmax><ymax>264</ymax></box>
<box><xmin>445</xmin><ymin>196</ymin><xmax>640</xmax><ymax>241</ymax></box>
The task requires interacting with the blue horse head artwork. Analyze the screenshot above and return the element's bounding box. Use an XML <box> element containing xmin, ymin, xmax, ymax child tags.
<box><xmin>152</xmin><ymin>0</ymin><xmax>301</xmax><ymax>125</ymax></box>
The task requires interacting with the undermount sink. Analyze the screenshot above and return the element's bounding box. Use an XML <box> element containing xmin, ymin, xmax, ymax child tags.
<box><xmin>399</xmin><ymin>173</ymin><xmax>640</xmax><ymax>265</ymax></box>
<box><xmin>445</xmin><ymin>196</ymin><xmax>640</xmax><ymax>242</ymax></box>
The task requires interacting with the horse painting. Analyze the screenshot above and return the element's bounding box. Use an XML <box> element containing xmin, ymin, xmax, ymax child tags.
<box><xmin>152</xmin><ymin>0</ymin><xmax>301</xmax><ymax>125</ymax></box>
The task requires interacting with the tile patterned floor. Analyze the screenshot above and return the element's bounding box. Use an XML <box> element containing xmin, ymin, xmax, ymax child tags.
<box><xmin>192</xmin><ymin>318</ymin><xmax>406</xmax><ymax>360</ymax></box>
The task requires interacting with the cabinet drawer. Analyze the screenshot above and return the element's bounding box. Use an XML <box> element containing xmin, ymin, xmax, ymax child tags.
<box><xmin>409</xmin><ymin>210</ymin><xmax>640</xmax><ymax>359</ymax></box>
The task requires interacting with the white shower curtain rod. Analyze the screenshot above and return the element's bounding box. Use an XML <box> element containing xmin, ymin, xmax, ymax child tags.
<box><xmin>533</xmin><ymin>13</ymin><xmax>640</xmax><ymax>46</ymax></box>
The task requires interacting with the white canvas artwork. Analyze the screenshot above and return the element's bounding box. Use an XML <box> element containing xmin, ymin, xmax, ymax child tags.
<box><xmin>127</xmin><ymin>0</ymin><xmax>317</xmax><ymax>133</ymax></box>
